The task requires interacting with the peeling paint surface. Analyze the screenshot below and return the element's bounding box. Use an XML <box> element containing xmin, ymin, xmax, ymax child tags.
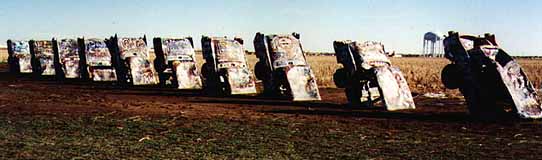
<box><xmin>215</xmin><ymin>39</ymin><xmax>247</xmax><ymax>66</ymax></box>
<box><xmin>161</xmin><ymin>38</ymin><xmax>202</xmax><ymax>89</ymax></box>
<box><xmin>163</xmin><ymin>39</ymin><xmax>195</xmax><ymax>61</ymax></box>
<box><xmin>375</xmin><ymin>66</ymin><xmax>416</xmax><ymax>111</ymax></box>
<box><xmin>128</xmin><ymin>56</ymin><xmax>159</xmax><ymax>85</ymax></box>
<box><xmin>34</xmin><ymin>40</ymin><xmax>55</xmax><ymax>75</ymax></box>
<box><xmin>495</xmin><ymin>57</ymin><xmax>542</xmax><ymax>118</ymax></box>
<box><xmin>118</xmin><ymin>38</ymin><xmax>148</xmax><ymax>59</ymax></box>
<box><xmin>270</xmin><ymin>35</ymin><xmax>306</xmax><ymax>68</ymax></box>
<box><xmin>173</xmin><ymin>62</ymin><xmax>202</xmax><ymax>89</ymax></box>
<box><xmin>58</xmin><ymin>39</ymin><xmax>80</xmax><ymax>78</ymax></box>
<box><xmin>90</xmin><ymin>68</ymin><xmax>117</xmax><ymax>81</ymax></box>
<box><xmin>11</xmin><ymin>40</ymin><xmax>32</xmax><ymax>73</ymax></box>
<box><xmin>357</xmin><ymin>42</ymin><xmax>415</xmax><ymax>110</ymax></box>
<box><xmin>213</xmin><ymin>38</ymin><xmax>256</xmax><ymax>94</ymax></box>
<box><xmin>265</xmin><ymin>34</ymin><xmax>320</xmax><ymax>101</ymax></box>
<box><xmin>226</xmin><ymin>67</ymin><xmax>257</xmax><ymax>95</ymax></box>
<box><xmin>355</xmin><ymin>41</ymin><xmax>391</xmax><ymax>70</ymax></box>
<box><xmin>85</xmin><ymin>39</ymin><xmax>112</xmax><ymax>67</ymax></box>
<box><xmin>117</xmin><ymin>38</ymin><xmax>158</xmax><ymax>85</ymax></box>
<box><xmin>286</xmin><ymin>66</ymin><xmax>321</xmax><ymax>101</ymax></box>
<box><xmin>85</xmin><ymin>39</ymin><xmax>117</xmax><ymax>81</ymax></box>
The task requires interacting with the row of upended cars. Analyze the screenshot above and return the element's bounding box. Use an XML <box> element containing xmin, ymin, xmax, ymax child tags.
<box><xmin>7</xmin><ymin>33</ymin><xmax>324</xmax><ymax>101</ymax></box>
<box><xmin>6</xmin><ymin>31</ymin><xmax>542</xmax><ymax>119</ymax></box>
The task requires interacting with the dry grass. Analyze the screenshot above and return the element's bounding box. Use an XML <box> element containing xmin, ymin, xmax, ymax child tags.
<box><xmin>304</xmin><ymin>56</ymin><xmax>452</xmax><ymax>94</ymax></box>
<box><xmin>0</xmin><ymin>48</ymin><xmax>7</xmax><ymax>63</ymax></box>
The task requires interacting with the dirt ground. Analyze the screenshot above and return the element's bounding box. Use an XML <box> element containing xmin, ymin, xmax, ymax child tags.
<box><xmin>0</xmin><ymin>63</ymin><xmax>541</xmax><ymax>159</ymax></box>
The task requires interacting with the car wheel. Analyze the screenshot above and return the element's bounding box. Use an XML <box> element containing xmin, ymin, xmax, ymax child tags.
<box><xmin>254</xmin><ymin>61</ymin><xmax>267</xmax><ymax>80</ymax></box>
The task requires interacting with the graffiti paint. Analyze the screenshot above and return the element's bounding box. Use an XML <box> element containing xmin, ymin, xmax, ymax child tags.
<box><xmin>286</xmin><ymin>66</ymin><xmax>321</xmax><ymax>101</ymax></box>
<box><xmin>492</xmin><ymin>53</ymin><xmax>542</xmax><ymax>118</ymax></box>
<box><xmin>354</xmin><ymin>41</ymin><xmax>391</xmax><ymax>70</ymax></box>
<box><xmin>85</xmin><ymin>39</ymin><xmax>112</xmax><ymax>66</ymax></box>
<box><xmin>118</xmin><ymin>38</ymin><xmax>148</xmax><ymax>59</ymax></box>
<box><xmin>11</xmin><ymin>41</ymin><xmax>32</xmax><ymax>73</ymax></box>
<box><xmin>269</xmin><ymin>35</ymin><xmax>307</xmax><ymax>68</ymax></box>
<box><xmin>205</xmin><ymin>37</ymin><xmax>257</xmax><ymax>95</ymax></box>
<box><xmin>90</xmin><ymin>68</ymin><xmax>117</xmax><ymax>81</ymax></box>
<box><xmin>212</xmin><ymin>39</ymin><xmax>257</xmax><ymax>94</ymax></box>
<box><xmin>84</xmin><ymin>39</ymin><xmax>117</xmax><ymax>81</ymax></box>
<box><xmin>226</xmin><ymin>67</ymin><xmax>257</xmax><ymax>95</ymax></box>
<box><xmin>163</xmin><ymin>39</ymin><xmax>195</xmax><ymax>61</ymax></box>
<box><xmin>127</xmin><ymin>56</ymin><xmax>159</xmax><ymax>85</ymax></box>
<box><xmin>161</xmin><ymin>38</ymin><xmax>202</xmax><ymax>89</ymax></box>
<box><xmin>443</xmin><ymin>32</ymin><xmax>542</xmax><ymax>119</ymax></box>
<box><xmin>215</xmin><ymin>39</ymin><xmax>247</xmax><ymax>66</ymax></box>
<box><xmin>58</xmin><ymin>39</ymin><xmax>80</xmax><ymax>78</ymax></box>
<box><xmin>173</xmin><ymin>61</ymin><xmax>202</xmax><ymax>89</ymax></box>
<box><xmin>117</xmin><ymin>38</ymin><xmax>158</xmax><ymax>85</ymax></box>
<box><xmin>34</xmin><ymin>40</ymin><xmax>55</xmax><ymax>75</ymax></box>
<box><xmin>375</xmin><ymin>66</ymin><xmax>416</xmax><ymax>111</ymax></box>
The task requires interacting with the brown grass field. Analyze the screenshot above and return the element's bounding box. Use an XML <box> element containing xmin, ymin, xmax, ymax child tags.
<box><xmin>0</xmin><ymin>48</ymin><xmax>7</xmax><ymax>63</ymax></box>
<box><xmin>1</xmin><ymin>50</ymin><xmax>542</xmax><ymax>159</ymax></box>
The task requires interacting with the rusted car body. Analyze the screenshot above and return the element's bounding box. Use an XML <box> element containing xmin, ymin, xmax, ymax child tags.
<box><xmin>253</xmin><ymin>33</ymin><xmax>321</xmax><ymax>101</ymax></box>
<box><xmin>79</xmin><ymin>38</ymin><xmax>118</xmax><ymax>81</ymax></box>
<box><xmin>54</xmin><ymin>39</ymin><xmax>82</xmax><ymax>79</ymax></box>
<box><xmin>442</xmin><ymin>31</ymin><xmax>542</xmax><ymax>119</ymax></box>
<box><xmin>201</xmin><ymin>36</ymin><xmax>257</xmax><ymax>95</ymax></box>
<box><xmin>29</xmin><ymin>39</ymin><xmax>57</xmax><ymax>76</ymax></box>
<box><xmin>110</xmin><ymin>36</ymin><xmax>159</xmax><ymax>85</ymax></box>
<box><xmin>7</xmin><ymin>40</ymin><xmax>33</xmax><ymax>74</ymax></box>
<box><xmin>153</xmin><ymin>37</ymin><xmax>202</xmax><ymax>89</ymax></box>
<box><xmin>333</xmin><ymin>40</ymin><xmax>415</xmax><ymax>110</ymax></box>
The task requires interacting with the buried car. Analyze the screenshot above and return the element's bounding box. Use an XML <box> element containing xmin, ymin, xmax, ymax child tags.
<box><xmin>201</xmin><ymin>36</ymin><xmax>257</xmax><ymax>95</ymax></box>
<box><xmin>53</xmin><ymin>39</ymin><xmax>83</xmax><ymax>79</ymax></box>
<box><xmin>253</xmin><ymin>32</ymin><xmax>321</xmax><ymax>101</ymax></box>
<box><xmin>442</xmin><ymin>31</ymin><xmax>542</xmax><ymax>119</ymax></box>
<box><xmin>332</xmin><ymin>40</ymin><xmax>415</xmax><ymax>111</ymax></box>
<box><xmin>29</xmin><ymin>39</ymin><xmax>57</xmax><ymax>76</ymax></box>
<box><xmin>79</xmin><ymin>38</ymin><xmax>118</xmax><ymax>82</ymax></box>
<box><xmin>153</xmin><ymin>37</ymin><xmax>202</xmax><ymax>89</ymax></box>
<box><xmin>7</xmin><ymin>40</ymin><xmax>33</xmax><ymax>74</ymax></box>
<box><xmin>110</xmin><ymin>35</ymin><xmax>159</xmax><ymax>85</ymax></box>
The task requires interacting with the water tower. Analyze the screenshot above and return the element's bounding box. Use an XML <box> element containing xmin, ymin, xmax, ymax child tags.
<box><xmin>422</xmin><ymin>32</ymin><xmax>443</xmax><ymax>57</ymax></box>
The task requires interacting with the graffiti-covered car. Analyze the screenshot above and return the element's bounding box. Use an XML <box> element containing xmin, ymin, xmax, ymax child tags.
<box><xmin>442</xmin><ymin>31</ymin><xmax>542</xmax><ymax>119</ymax></box>
<box><xmin>79</xmin><ymin>38</ymin><xmax>118</xmax><ymax>81</ymax></box>
<box><xmin>29</xmin><ymin>39</ymin><xmax>57</xmax><ymax>76</ymax></box>
<box><xmin>153</xmin><ymin>37</ymin><xmax>202</xmax><ymax>89</ymax></box>
<box><xmin>333</xmin><ymin>41</ymin><xmax>415</xmax><ymax>111</ymax></box>
<box><xmin>201</xmin><ymin>36</ymin><xmax>257</xmax><ymax>95</ymax></box>
<box><xmin>7</xmin><ymin>40</ymin><xmax>32</xmax><ymax>74</ymax></box>
<box><xmin>53</xmin><ymin>39</ymin><xmax>82</xmax><ymax>79</ymax></box>
<box><xmin>253</xmin><ymin>32</ymin><xmax>321</xmax><ymax>101</ymax></box>
<box><xmin>110</xmin><ymin>35</ymin><xmax>159</xmax><ymax>85</ymax></box>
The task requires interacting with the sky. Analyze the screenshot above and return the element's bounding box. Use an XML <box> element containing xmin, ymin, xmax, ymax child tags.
<box><xmin>1</xmin><ymin>0</ymin><xmax>541</xmax><ymax>55</ymax></box>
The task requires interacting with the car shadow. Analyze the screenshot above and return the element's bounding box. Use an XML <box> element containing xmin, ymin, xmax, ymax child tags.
<box><xmin>189</xmin><ymin>97</ymin><xmax>346</xmax><ymax>109</ymax></box>
<box><xmin>264</xmin><ymin>107</ymin><xmax>526</xmax><ymax>124</ymax></box>
<box><xmin>0</xmin><ymin>71</ymin><xmax>526</xmax><ymax>124</ymax></box>
<box><xmin>192</xmin><ymin>97</ymin><xmax>522</xmax><ymax>124</ymax></box>
<box><xmin>265</xmin><ymin>108</ymin><xmax>473</xmax><ymax>123</ymax></box>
